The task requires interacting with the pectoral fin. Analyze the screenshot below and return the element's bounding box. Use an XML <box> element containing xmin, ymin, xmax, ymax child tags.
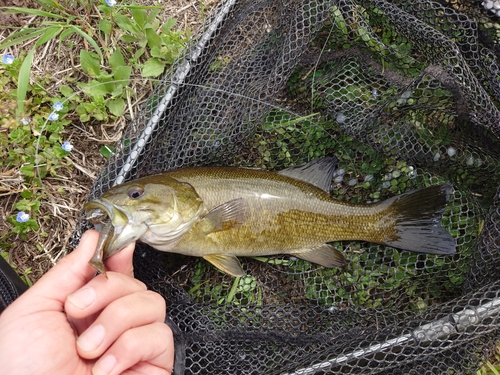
<box><xmin>201</xmin><ymin>198</ymin><xmax>249</xmax><ymax>233</ymax></box>
<box><xmin>203</xmin><ymin>254</ymin><xmax>245</xmax><ymax>277</ymax></box>
<box><xmin>292</xmin><ymin>244</ymin><xmax>346</xmax><ymax>268</ymax></box>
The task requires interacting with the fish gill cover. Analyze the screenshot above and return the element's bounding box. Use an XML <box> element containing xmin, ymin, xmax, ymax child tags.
<box><xmin>74</xmin><ymin>0</ymin><xmax>500</xmax><ymax>373</ymax></box>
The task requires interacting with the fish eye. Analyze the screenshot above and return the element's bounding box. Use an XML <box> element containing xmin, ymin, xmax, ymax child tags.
<box><xmin>127</xmin><ymin>187</ymin><xmax>144</xmax><ymax>199</ymax></box>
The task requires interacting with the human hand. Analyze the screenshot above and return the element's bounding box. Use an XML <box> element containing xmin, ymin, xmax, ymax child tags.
<box><xmin>0</xmin><ymin>230</ymin><xmax>174</xmax><ymax>375</ymax></box>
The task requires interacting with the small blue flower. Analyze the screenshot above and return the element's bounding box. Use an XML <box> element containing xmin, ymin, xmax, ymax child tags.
<box><xmin>16</xmin><ymin>211</ymin><xmax>30</xmax><ymax>223</ymax></box>
<box><xmin>21</xmin><ymin>117</ymin><xmax>31</xmax><ymax>125</ymax></box>
<box><xmin>48</xmin><ymin>112</ymin><xmax>59</xmax><ymax>121</ymax></box>
<box><xmin>61</xmin><ymin>141</ymin><xmax>74</xmax><ymax>152</ymax></box>
<box><xmin>106</xmin><ymin>0</ymin><xmax>117</xmax><ymax>6</ymax></box>
<box><xmin>53</xmin><ymin>101</ymin><xmax>64</xmax><ymax>111</ymax></box>
<box><xmin>2</xmin><ymin>54</ymin><xmax>14</xmax><ymax>64</ymax></box>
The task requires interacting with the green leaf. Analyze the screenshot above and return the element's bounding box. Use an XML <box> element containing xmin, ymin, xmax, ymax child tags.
<box><xmin>99</xmin><ymin>19</ymin><xmax>112</xmax><ymax>35</ymax></box>
<box><xmin>1</xmin><ymin>6</ymin><xmax>64</xmax><ymax>19</ymax></box>
<box><xmin>114</xmin><ymin>14</ymin><xmax>138</xmax><ymax>35</ymax></box>
<box><xmin>107</xmin><ymin>98</ymin><xmax>125</xmax><ymax>117</ymax></box>
<box><xmin>34</xmin><ymin>25</ymin><xmax>62</xmax><ymax>47</ymax></box>
<box><xmin>83</xmin><ymin>80</ymin><xmax>113</xmax><ymax>96</ymax></box>
<box><xmin>53</xmin><ymin>145</ymin><xmax>68</xmax><ymax>158</ymax></box>
<box><xmin>59</xmin><ymin>85</ymin><xmax>74</xmax><ymax>98</ymax></box>
<box><xmin>100</xmin><ymin>145</ymin><xmax>115</xmax><ymax>158</ymax></box>
<box><xmin>20</xmin><ymin>164</ymin><xmax>35</xmax><ymax>177</ymax></box>
<box><xmin>162</xmin><ymin>18</ymin><xmax>177</xmax><ymax>33</ymax></box>
<box><xmin>26</xmin><ymin>218</ymin><xmax>39</xmax><ymax>231</ymax></box>
<box><xmin>37</xmin><ymin>0</ymin><xmax>66</xmax><ymax>11</ymax></box>
<box><xmin>113</xmin><ymin>65</ymin><xmax>132</xmax><ymax>84</ymax></box>
<box><xmin>20</xmin><ymin>190</ymin><xmax>33</xmax><ymax>199</ymax></box>
<box><xmin>145</xmin><ymin>28</ymin><xmax>162</xmax><ymax>49</ymax></box>
<box><xmin>131</xmin><ymin>7</ymin><xmax>147</xmax><ymax>29</ymax></box>
<box><xmin>146</xmin><ymin>8</ymin><xmax>161</xmax><ymax>24</ymax></box>
<box><xmin>110</xmin><ymin>85</ymin><xmax>124</xmax><ymax>97</ymax></box>
<box><xmin>0</xmin><ymin>28</ymin><xmax>47</xmax><ymax>49</ymax></box>
<box><xmin>134</xmin><ymin>48</ymin><xmax>146</xmax><ymax>60</ymax></box>
<box><xmin>59</xmin><ymin>27</ymin><xmax>75</xmax><ymax>41</ymax></box>
<box><xmin>141</xmin><ymin>58</ymin><xmax>165</xmax><ymax>77</ymax></box>
<box><xmin>70</xmin><ymin>25</ymin><xmax>103</xmax><ymax>62</ymax></box>
<box><xmin>109</xmin><ymin>48</ymin><xmax>125</xmax><ymax>69</ymax></box>
<box><xmin>80</xmin><ymin>50</ymin><xmax>101</xmax><ymax>77</ymax></box>
<box><xmin>17</xmin><ymin>48</ymin><xmax>35</xmax><ymax>116</ymax></box>
<box><xmin>120</xmin><ymin>35</ymin><xmax>140</xmax><ymax>43</ymax></box>
<box><xmin>15</xmin><ymin>199</ymin><xmax>31</xmax><ymax>211</ymax></box>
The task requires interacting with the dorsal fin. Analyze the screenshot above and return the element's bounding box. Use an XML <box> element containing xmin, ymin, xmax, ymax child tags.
<box><xmin>278</xmin><ymin>156</ymin><xmax>337</xmax><ymax>192</ymax></box>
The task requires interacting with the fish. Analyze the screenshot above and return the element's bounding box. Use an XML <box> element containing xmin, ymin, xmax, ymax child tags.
<box><xmin>84</xmin><ymin>157</ymin><xmax>456</xmax><ymax>277</ymax></box>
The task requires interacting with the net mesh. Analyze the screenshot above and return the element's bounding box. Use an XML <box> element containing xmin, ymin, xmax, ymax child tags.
<box><xmin>74</xmin><ymin>0</ymin><xmax>500</xmax><ymax>373</ymax></box>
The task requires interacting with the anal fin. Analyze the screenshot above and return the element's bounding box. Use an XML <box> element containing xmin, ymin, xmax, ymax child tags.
<box><xmin>203</xmin><ymin>254</ymin><xmax>246</xmax><ymax>277</ymax></box>
<box><xmin>292</xmin><ymin>244</ymin><xmax>346</xmax><ymax>268</ymax></box>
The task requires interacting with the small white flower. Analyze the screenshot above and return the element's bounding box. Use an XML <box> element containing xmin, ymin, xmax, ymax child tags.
<box><xmin>2</xmin><ymin>54</ymin><xmax>14</xmax><ymax>64</ymax></box>
<box><xmin>106</xmin><ymin>0</ymin><xmax>117</xmax><ymax>5</ymax></box>
<box><xmin>21</xmin><ymin>117</ymin><xmax>31</xmax><ymax>125</ymax></box>
<box><xmin>61</xmin><ymin>141</ymin><xmax>74</xmax><ymax>152</ymax></box>
<box><xmin>53</xmin><ymin>101</ymin><xmax>64</xmax><ymax>111</ymax></box>
<box><xmin>48</xmin><ymin>112</ymin><xmax>59</xmax><ymax>121</ymax></box>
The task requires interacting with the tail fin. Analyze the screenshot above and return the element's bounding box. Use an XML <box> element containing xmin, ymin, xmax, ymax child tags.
<box><xmin>382</xmin><ymin>184</ymin><xmax>456</xmax><ymax>255</ymax></box>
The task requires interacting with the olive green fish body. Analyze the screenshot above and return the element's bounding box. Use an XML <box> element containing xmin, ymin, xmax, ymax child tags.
<box><xmin>165</xmin><ymin>167</ymin><xmax>392</xmax><ymax>256</ymax></box>
<box><xmin>84</xmin><ymin>157</ymin><xmax>456</xmax><ymax>276</ymax></box>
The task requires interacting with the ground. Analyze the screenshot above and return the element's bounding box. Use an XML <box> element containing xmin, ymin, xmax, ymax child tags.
<box><xmin>0</xmin><ymin>0</ymin><xmax>217</xmax><ymax>283</ymax></box>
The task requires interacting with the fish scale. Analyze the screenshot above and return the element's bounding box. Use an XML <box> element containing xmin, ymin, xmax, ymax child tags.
<box><xmin>84</xmin><ymin>158</ymin><xmax>456</xmax><ymax>277</ymax></box>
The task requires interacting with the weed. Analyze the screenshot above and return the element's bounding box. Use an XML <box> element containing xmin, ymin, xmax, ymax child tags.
<box><xmin>0</xmin><ymin>1</ymin><xmax>189</xmax><ymax>269</ymax></box>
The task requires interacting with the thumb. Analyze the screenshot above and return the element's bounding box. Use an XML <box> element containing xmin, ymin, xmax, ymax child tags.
<box><xmin>14</xmin><ymin>230</ymin><xmax>100</xmax><ymax>313</ymax></box>
<box><xmin>104</xmin><ymin>241</ymin><xmax>136</xmax><ymax>277</ymax></box>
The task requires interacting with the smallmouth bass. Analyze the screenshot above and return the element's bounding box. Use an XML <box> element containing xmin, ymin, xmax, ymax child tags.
<box><xmin>84</xmin><ymin>157</ymin><xmax>456</xmax><ymax>277</ymax></box>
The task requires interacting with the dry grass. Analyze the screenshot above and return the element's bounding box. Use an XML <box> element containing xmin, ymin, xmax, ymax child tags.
<box><xmin>0</xmin><ymin>0</ymin><xmax>219</xmax><ymax>283</ymax></box>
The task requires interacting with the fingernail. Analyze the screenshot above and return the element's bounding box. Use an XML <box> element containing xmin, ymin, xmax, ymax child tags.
<box><xmin>77</xmin><ymin>324</ymin><xmax>105</xmax><ymax>352</ymax></box>
<box><xmin>92</xmin><ymin>354</ymin><xmax>116</xmax><ymax>375</ymax></box>
<box><xmin>68</xmin><ymin>287</ymin><xmax>95</xmax><ymax>309</ymax></box>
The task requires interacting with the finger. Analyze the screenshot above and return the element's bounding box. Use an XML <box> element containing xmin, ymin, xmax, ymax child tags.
<box><xmin>104</xmin><ymin>241</ymin><xmax>136</xmax><ymax>277</ymax></box>
<box><xmin>7</xmin><ymin>230</ymin><xmax>100</xmax><ymax>313</ymax></box>
<box><xmin>65</xmin><ymin>271</ymin><xmax>147</xmax><ymax>320</ymax></box>
<box><xmin>76</xmin><ymin>290</ymin><xmax>166</xmax><ymax>359</ymax></box>
<box><xmin>92</xmin><ymin>322</ymin><xmax>174</xmax><ymax>375</ymax></box>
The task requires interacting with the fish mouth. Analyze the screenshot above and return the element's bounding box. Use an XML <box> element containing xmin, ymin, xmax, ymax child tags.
<box><xmin>84</xmin><ymin>198</ymin><xmax>146</xmax><ymax>260</ymax></box>
<box><xmin>84</xmin><ymin>199</ymin><xmax>128</xmax><ymax>227</ymax></box>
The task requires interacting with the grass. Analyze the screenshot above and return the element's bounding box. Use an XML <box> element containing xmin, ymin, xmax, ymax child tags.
<box><xmin>0</xmin><ymin>0</ymin><xmax>197</xmax><ymax>282</ymax></box>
